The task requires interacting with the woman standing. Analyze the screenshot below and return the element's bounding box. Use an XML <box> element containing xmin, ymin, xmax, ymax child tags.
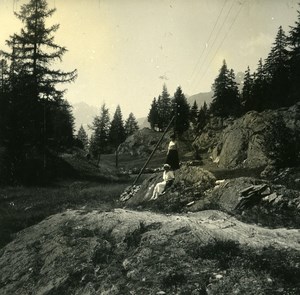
<box><xmin>165</xmin><ymin>134</ymin><xmax>180</xmax><ymax>170</ymax></box>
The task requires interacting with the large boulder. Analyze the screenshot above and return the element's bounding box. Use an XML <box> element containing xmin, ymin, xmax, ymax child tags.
<box><xmin>122</xmin><ymin>163</ymin><xmax>216</xmax><ymax>213</ymax></box>
<box><xmin>189</xmin><ymin>176</ymin><xmax>300</xmax><ymax>228</ymax></box>
<box><xmin>1</xmin><ymin>209</ymin><xmax>300</xmax><ymax>295</ymax></box>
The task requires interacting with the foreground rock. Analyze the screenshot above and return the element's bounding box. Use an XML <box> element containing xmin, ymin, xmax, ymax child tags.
<box><xmin>1</xmin><ymin>209</ymin><xmax>300</xmax><ymax>294</ymax></box>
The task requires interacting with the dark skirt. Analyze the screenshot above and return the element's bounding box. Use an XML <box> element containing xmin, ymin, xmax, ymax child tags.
<box><xmin>166</xmin><ymin>150</ymin><xmax>180</xmax><ymax>170</ymax></box>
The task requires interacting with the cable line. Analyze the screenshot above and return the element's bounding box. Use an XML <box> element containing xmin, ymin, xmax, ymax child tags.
<box><xmin>197</xmin><ymin>1</ymin><xmax>245</xmax><ymax>87</ymax></box>
<box><xmin>189</xmin><ymin>0</ymin><xmax>228</xmax><ymax>83</ymax></box>
<box><xmin>190</xmin><ymin>0</ymin><xmax>238</xmax><ymax>91</ymax></box>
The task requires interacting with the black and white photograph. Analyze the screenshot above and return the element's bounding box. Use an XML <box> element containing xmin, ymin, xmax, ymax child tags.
<box><xmin>0</xmin><ymin>0</ymin><xmax>300</xmax><ymax>294</ymax></box>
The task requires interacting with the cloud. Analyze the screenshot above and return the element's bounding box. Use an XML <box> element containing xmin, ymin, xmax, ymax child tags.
<box><xmin>239</xmin><ymin>32</ymin><xmax>273</xmax><ymax>57</ymax></box>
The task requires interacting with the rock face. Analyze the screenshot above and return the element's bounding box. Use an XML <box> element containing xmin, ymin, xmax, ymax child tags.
<box><xmin>193</xmin><ymin>103</ymin><xmax>300</xmax><ymax>169</ymax></box>
<box><xmin>1</xmin><ymin>209</ymin><xmax>300</xmax><ymax>295</ymax></box>
<box><xmin>118</xmin><ymin>128</ymin><xmax>171</xmax><ymax>156</ymax></box>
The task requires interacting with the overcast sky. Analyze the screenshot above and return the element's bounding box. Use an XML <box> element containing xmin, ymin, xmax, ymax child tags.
<box><xmin>0</xmin><ymin>0</ymin><xmax>299</xmax><ymax>118</ymax></box>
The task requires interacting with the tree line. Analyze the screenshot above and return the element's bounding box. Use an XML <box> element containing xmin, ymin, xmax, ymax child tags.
<box><xmin>76</xmin><ymin>105</ymin><xmax>139</xmax><ymax>163</ymax></box>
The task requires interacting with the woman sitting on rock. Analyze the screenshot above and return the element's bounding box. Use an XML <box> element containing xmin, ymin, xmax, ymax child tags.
<box><xmin>150</xmin><ymin>164</ymin><xmax>175</xmax><ymax>200</ymax></box>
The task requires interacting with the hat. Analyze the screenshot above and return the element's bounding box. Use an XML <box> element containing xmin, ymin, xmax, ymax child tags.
<box><xmin>163</xmin><ymin>164</ymin><xmax>171</xmax><ymax>169</ymax></box>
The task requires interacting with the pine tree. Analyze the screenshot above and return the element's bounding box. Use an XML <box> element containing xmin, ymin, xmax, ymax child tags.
<box><xmin>156</xmin><ymin>84</ymin><xmax>172</xmax><ymax>131</ymax></box>
<box><xmin>228</xmin><ymin>69</ymin><xmax>242</xmax><ymax>116</ymax></box>
<box><xmin>49</xmin><ymin>100</ymin><xmax>75</xmax><ymax>150</ymax></box>
<box><xmin>190</xmin><ymin>100</ymin><xmax>198</xmax><ymax>129</ymax></box>
<box><xmin>172</xmin><ymin>86</ymin><xmax>190</xmax><ymax>135</ymax></box>
<box><xmin>288</xmin><ymin>5</ymin><xmax>300</xmax><ymax>102</ymax></box>
<box><xmin>109</xmin><ymin>105</ymin><xmax>126</xmax><ymax>149</ymax></box>
<box><xmin>0</xmin><ymin>0</ymin><xmax>77</xmax><ymax>182</ymax></box>
<box><xmin>251</xmin><ymin>58</ymin><xmax>268</xmax><ymax>111</ymax></box>
<box><xmin>210</xmin><ymin>60</ymin><xmax>241</xmax><ymax>117</ymax></box>
<box><xmin>1</xmin><ymin>0</ymin><xmax>77</xmax><ymax>101</ymax></box>
<box><xmin>125</xmin><ymin>112</ymin><xmax>139</xmax><ymax>137</ymax></box>
<box><xmin>241</xmin><ymin>66</ymin><xmax>254</xmax><ymax>112</ymax></box>
<box><xmin>90</xmin><ymin>104</ymin><xmax>110</xmax><ymax>162</ymax></box>
<box><xmin>0</xmin><ymin>0</ymin><xmax>77</xmax><ymax>144</ymax></box>
<box><xmin>148</xmin><ymin>97</ymin><xmax>159</xmax><ymax>130</ymax></box>
<box><xmin>264</xmin><ymin>26</ymin><xmax>290</xmax><ymax>108</ymax></box>
<box><xmin>76</xmin><ymin>125</ymin><xmax>89</xmax><ymax>151</ymax></box>
<box><xmin>197</xmin><ymin>101</ymin><xmax>208</xmax><ymax>132</ymax></box>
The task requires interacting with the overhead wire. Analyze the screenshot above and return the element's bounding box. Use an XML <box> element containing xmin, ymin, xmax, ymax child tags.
<box><xmin>189</xmin><ymin>0</ymin><xmax>238</xmax><ymax>91</ymax></box>
<box><xmin>196</xmin><ymin>0</ymin><xmax>245</xmax><ymax>88</ymax></box>
<box><xmin>188</xmin><ymin>0</ymin><xmax>228</xmax><ymax>84</ymax></box>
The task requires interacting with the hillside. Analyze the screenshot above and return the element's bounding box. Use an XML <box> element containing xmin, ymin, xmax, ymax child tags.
<box><xmin>187</xmin><ymin>91</ymin><xmax>213</xmax><ymax>107</ymax></box>
<box><xmin>0</xmin><ymin>104</ymin><xmax>300</xmax><ymax>294</ymax></box>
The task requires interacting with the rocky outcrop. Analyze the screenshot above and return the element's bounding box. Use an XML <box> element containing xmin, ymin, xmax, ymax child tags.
<box><xmin>194</xmin><ymin>103</ymin><xmax>300</xmax><ymax>169</ymax></box>
<box><xmin>121</xmin><ymin>163</ymin><xmax>216</xmax><ymax>213</ymax></box>
<box><xmin>192</xmin><ymin>177</ymin><xmax>300</xmax><ymax>228</ymax></box>
<box><xmin>193</xmin><ymin>116</ymin><xmax>234</xmax><ymax>154</ymax></box>
<box><xmin>1</xmin><ymin>209</ymin><xmax>300</xmax><ymax>295</ymax></box>
<box><xmin>118</xmin><ymin>128</ymin><xmax>171</xmax><ymax>156</ymax></box>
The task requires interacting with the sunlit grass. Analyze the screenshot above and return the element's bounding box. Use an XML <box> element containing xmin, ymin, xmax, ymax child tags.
<box><xmin>0</xmin><ymin>181</ymin><xmax>130</xmax><ymax>249</ymax></box>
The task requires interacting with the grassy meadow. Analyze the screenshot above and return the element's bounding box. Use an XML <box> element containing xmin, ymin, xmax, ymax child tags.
<box><xmin>0</xmin><ymin>150</ymin><xmax>159</xmax><ymax>249</ymax></box>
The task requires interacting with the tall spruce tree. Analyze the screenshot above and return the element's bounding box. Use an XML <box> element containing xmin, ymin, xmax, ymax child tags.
<box><xmin>109</xmin><ymin>105</ymin><xmax>126</xmax><ymax>149</ymax></box>
<box><xmin>158</xmin><ymin>84</ymin><xmax>172</xmax><ymax>130</ymax></box>
<box><xmin>264</xmin><ymin>26</ymin><xmax>290</xmax><ymax>108</ymax></box>
<box><xmin>288</xmin><ymin>5</ymin><xmax>300</xmax><ymax>102</ymax></box>
<box><xmin>190</xmin><ymin>100</ymin><xmax>199</xmax><ymax>130</ymax></box>
<box><xmin>197</xmin><ymin>102</ymin><xmax>208</xmax><ymax>132</ymax></box>
<box><xmin>0</xmin><ymin>0</ymin><xmax>77</xmax><ymax>182</ymax></box>
<box><xmin>124</xmin><ymin>112</ymin><xmax>139</xmax><ymax>137</ymax></box>
<box><xmin>109</xmin><ymin>105</ymin><xmax>126</xmax><ymax>167</ymax></box>
<box><xmin>89</xmin><ymin>104</ymin><xmax>110</xmax><ymax>163</ymax></box>
<box><xmin>76</xmin><ymin>125</ymin><xmax>89</xmax><ymax>151</ymax></box>
<box><xmin>251</xmin><ymin>58</ymin><xmax>268</xmax><ymax>111</ymax></box>
<box><xmin>148</xmin><ymin>97</ymin><xmax>159</xmax><ymax>130</ymax></box>
<box><xmin>210</xmin><ymin>60</ymin><xmax>240</xmax><ymax>117</ymax></box>
<box><xmin>172</xmin><ymin>86</ymin><xmax>190</xmax><ymax>135</ymax></box>
<box><xmin>1</xmin><ymin>0</ymin><xmax>77</xmax><ymax>101</ymax></box>
<box><xmin>242</xmin><ymin>66</ymin><xmax>254</xmax><ymax>112</ymax></box>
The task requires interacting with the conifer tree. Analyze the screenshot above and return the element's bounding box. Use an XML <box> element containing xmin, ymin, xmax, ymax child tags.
<box><xmin>251</xmin><ymin>58</ymin><xmax>268</xmax><ymax>111</ymax></box>
<box><xmin>210</xmin><ymin>60</ymin><xmax>241</xmax><ymax>117</ymax></box>
<box><xmin>190</xmin><ymin>100</ymin><xmax>198</xmax><ymax>129</ymax></box>
<box><xmin>49</xmin><ymin>100</ymin><xmax>75</xmax><ymax>150</ymax></box>
<box><xmin>0</xmin><ymin>0</ymin><xmax>77</xmax><ymax>182</ymax></box>
<box><xmin>1</xmin><ymin>0</ymin><xmax>77</xmax><ymax>101</ymax></box>
<box><xmin>172</xmin><ymin>86</ymin><xmax>190</xmax><ymax>135</ymax></box>
<box><xmin>288</xmin><ymin>5</ymin><xmax>300</xmax><ymax>102</ymax></box>
<box><xmin>90</xmin><ymin>104</ymin><xmax>110</xmax><ymax>162</ymax></box>
<box><xmin>157</xmin><ymin>84</ymin><xmax>172</xmax><ymax>130</ymax></box>
<box><xmin>148</xmin><ymin>97</ymin><xmax>159</xmax><ymax>130</ymax></box>
<box><xmin>76</xmin><ymin>125</ymin><xmax>89</xmax><ymax>151</ymax></box>
<box><xmin>264</xmin><ymin>26</ymin><xmax>290</xmax><ymax>108</ymax></box>
<box><xmin>109</xmin><ymin>105</ymin><xmax>126</xmax><ymax>149</ymax></box>
<box><xmin>124</xmin><ymin>112</ymin><xmax>139</xmax><ymax>137</ymax></box>
<box><xmin>197</xmin><ymin>102</ymin><xmax>208</xmax><ymax>132</ymax></box>
<box><xmin>241</xmin><ymin>66</ymin><xmax>253</xmax><ymax>112</ymax></box>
